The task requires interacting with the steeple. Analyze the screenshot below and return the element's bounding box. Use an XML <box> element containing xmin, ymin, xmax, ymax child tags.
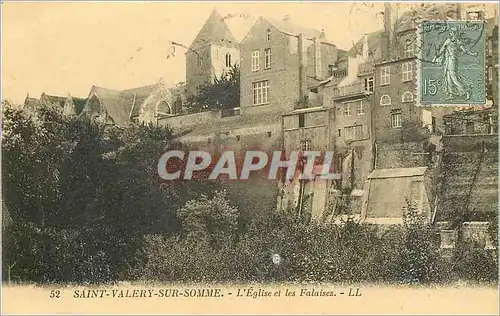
<box><xmin>188</xmin><ymin>9</ymin><xmax>239</xmax><ymax>51</ymax></box>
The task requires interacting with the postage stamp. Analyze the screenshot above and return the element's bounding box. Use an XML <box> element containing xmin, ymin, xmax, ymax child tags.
<box><xmin>417</xmin><ymin>20</ymin><xmax>486</xmax><ymax>106</ymax></box>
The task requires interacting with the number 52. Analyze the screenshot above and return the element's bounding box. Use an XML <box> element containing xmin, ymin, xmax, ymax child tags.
<box><xmin>50</xmin><ymin>290</ymin><xmax>61</xmax><ymax>298</ymax></box>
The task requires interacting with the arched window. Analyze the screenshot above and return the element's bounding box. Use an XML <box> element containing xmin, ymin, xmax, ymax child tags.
<box><xmin>380</xmin><ymin>94</ymin><xmax>391</xmax><ymax>106</ymax></box>
<box><xmin>402</xmin><ymin>91</ymin><xmax>414</xmax><ymax>103</ymax></box>
<box><xmin>225</xmin><ymin>53</ymin><xmax>232</xmax><ymax>67</ymax></box>
<box><xmin>156</xmin><ymin>101</ymin><xmax>171</xmax><ymax>115</ymax></box>
<box><xmin>266</xmin><ymin>28</ymin><xmax>271</xmax><ymax>42</ymax></box>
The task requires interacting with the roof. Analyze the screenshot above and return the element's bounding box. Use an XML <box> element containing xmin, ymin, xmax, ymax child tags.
<box><xmin>41</xmin><ymin>93</ymin><xmax>67</xmax><ymax>108</ymax></box>
<box><xmin>81</xmin><ymin>80</ymin><xmax>169</xmax><ymax>126</ymax></box>
<box><xmin>126</xmin><ymin>84</ymin><xmax>157</xmax><ymax>117</ymax></box>
<box><xmin>264</xmin><ymin>16</ymin><xmax>335</xmax><ymax>45</ymax></box>
<box><xmin>24</xmin><ymin>96</ymin><xmax>40</xmax><ymax>110</ymax></box>
<box><xmin>189</xmin><ymin>9</ymin><xmax>239</xmax><ymax>51</ymax></box>
<box><xmin>368</xmin><ymin>167</ymin><xmax>427</xmax><ymax>179</ymax></box>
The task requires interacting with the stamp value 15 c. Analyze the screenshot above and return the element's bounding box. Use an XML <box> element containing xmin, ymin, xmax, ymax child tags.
<box><xmin>418</xmin><ymin>20</ymin><xmax>486</xmax><ymax>106</ymax></box>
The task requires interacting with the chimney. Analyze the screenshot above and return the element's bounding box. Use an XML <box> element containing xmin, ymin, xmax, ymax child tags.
<box><xmin>383</xmin><ymin>3</ymin><xmax>392</xmax><ymax>61</ymax></box>
<box><xmin>298</xmin><ymin>33</ymin><xmax>308</xmax><ymax>102</ymax></box>
<box><xmin>362</xmin><ymin>33</ymin><xmax>369</xmax><ymax>60</ymax></box>
<box><xmin>283</xmin><ymin>14</ymin><xmax>290</xmax><ymax>22</ymax></box>
<box><xmin>314</xmin><ymin>37</ymin><xmax>322</xmax><ymax>79</ymax></box>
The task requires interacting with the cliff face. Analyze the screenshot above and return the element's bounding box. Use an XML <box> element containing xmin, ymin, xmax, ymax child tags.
<box><xmin>436</xmin><ymin>135</ymin><xmax>498</xmax><ymax>225</ymax></box>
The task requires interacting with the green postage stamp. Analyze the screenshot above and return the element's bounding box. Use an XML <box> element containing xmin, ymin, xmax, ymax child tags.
<box><xmin>418</xmin><ymin>20</ymin><xmax>486</xmax><ymax>106</ymax></box>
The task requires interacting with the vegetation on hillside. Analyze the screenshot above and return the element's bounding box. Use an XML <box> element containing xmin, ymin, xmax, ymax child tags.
<box><xmin>1</xmin><ymin>102</ymin><xmax>497</xmax><ymax>285</ymax></box>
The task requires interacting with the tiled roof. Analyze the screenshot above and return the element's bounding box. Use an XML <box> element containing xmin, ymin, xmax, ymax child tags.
<box><xmin>189</xmin><ymin>9</ymin><xmax>239</xmax><ymax>51</ymax></box>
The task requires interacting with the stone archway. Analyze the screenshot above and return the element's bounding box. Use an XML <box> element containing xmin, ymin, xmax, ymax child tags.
<box><xmin>156</xmin><ymin>101</ymin><xmax>171</xmax><ymax>115</ymax></box>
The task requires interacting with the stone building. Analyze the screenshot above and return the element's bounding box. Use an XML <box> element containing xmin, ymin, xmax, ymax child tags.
<box><xmin>185</xmin><ymin>9</ymin><xmax>240</xmax><ymax>98</ymax></box>
<box><xmin>23</xmin><ymin>92</ymin><xmax>86</xmax><ymax>117</ymax></box>
<box><xmin>79</xmin><ymin>78</ymin><xmax>180</xmax><ymax>128</ymax></box>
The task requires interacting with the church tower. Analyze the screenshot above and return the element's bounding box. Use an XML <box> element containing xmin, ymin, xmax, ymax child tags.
<box><xmin>186</xmin><ymin>9</ymin><xmax>240</xmax><ymax>97</ymax></box>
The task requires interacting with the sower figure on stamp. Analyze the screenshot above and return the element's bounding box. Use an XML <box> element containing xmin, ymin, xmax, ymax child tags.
<box><xmin>432</xmin><ymin>26</ymin><xmax>478</xmax><ymax>100</ymax></box>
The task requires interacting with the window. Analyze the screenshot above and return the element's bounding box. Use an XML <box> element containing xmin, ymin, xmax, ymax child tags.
<box><xmin>380</xmin><ymin>95</ymin><xmax>391</xmax><ymax>106</ymax></box>
<box><xmin>344</xmin><ymin>125</ymin><xmax>363</xmax><ymax>140</ymax></box>
<box><xmin>300</xmin><ymin>139</ymin><xmax>311</xmax><ymax>151</ymax></box>
<box><xmin>488</xmin><ymin>66</ymin><xmax>493</xmax><ymax>84</ymax></box>
<box><xmin>404</xmin><ymin>39</ymin><xmax>414</xmax><ymax>58</ymax></box>
<box><xmin>156</xmin><ymin>101</ymin><xmax>171</xmax><ymax>114</ymax></box>
<box><xmin>225</xmin><ymin>53</ymin><xmax>232</xmax><ymax>67</ymax></box>
<box><xmin>251</xmin><ymin>50</ymin><xmax>260</xmax><ymax>71</ymax></box>
<box><xmin>266</xmin><ymin>28</ymin><xmax>271</xmax><ymax>42</ymax></box>
<box><xmin>344</xmin><ymin>126</ymin><xmax>353</xmax><ymax>139</ymax></box>
<box><xmin>298</xmin><ymin>113</ymin><xmax>305</xmax><ymax>128</ymax></box>
<box><xmin>380</xmin><ymin>66</ymin><xmax>390</xmax><ymax>85</ymax></box>
<box><xmin>252</xmin><ymin>80</ymin><xmax>269</xmax><ymax>105</ymax></box>
<box><xmin>356</xmin><ymin>101</ymin><xmax>365</xmax><ymax>115</ymax></box>
<box><xmin>343</xmin><ymin>103</ymin><xmax>351</xmax><ymax>116</ymax></box>
<box><xmin>197</xmin><ymin>55</ymin><xmax>203</xmax><ymax>67</ymax></box>
<box><xmin>402</xmin><ymin>91</ymin><xmax>414</xmax><ymax>102</ymax></box>
<box><xmin>364</xmin><ymin>77</ymin><xmax>374</xmax><ymax>92</ymax></box>
<box><xmin>391</xmin><ymin>112</ymin><xmax>402</xmax><ymax>128</ymax></box>
<box><xmin>402</xmin><ymin>62</ymin><xmax>413</xmax><ymax>82</ymax></box>
<box><xmin>264</xmin><ymin>48</ymin><xmax>271</xmax><ymax>69</ymax></box>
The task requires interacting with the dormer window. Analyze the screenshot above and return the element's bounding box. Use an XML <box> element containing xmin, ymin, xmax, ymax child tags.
<box><xmin>266</xmin><ymin>28</ymin><xmax>271</xmax><ymax>42</ymax></box>
<box><xmin>225</xmin><ymin>53</ymin><xmax>232</xmax><ymax>67</ymax></box>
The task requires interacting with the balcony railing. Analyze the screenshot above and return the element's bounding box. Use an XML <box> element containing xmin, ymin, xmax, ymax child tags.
<box><xmin>332</xmin><ymin>81</ymin><xmax>372</xmax><ymax>99</ymax></box>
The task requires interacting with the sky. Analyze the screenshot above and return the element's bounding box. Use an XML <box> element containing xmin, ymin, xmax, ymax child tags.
<box><xmin>1</xmin><ymin>2</ymin><xmax>495</xmax><ymax>105</ymax></box>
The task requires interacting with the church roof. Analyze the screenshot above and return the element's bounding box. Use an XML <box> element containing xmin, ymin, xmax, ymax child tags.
<box><xmin>126</xmin><ymin>84</ymin><xmax>157</xmax><ymax>117</ymax></box>
<box><xmin>41</xmin><ymin>93</ymin><xmax>67</xmax><ymax>108</ymax></box>
<box><xmin>87</xmin><ymin>86</ymin><xmax>133</xmax><ymax>127</ymax></box>
<box><xmin>81</xmin><ymin>79</ymin><xmax>167</xmax><ymax>126</ymax></box>
<box><xmin>189</xmin><ymin>9</ymin><xmax>239</xmax><ymax>51</ymax></box>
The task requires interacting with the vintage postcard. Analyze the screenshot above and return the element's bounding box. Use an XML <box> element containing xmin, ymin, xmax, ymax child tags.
<box><xmin>1</xmin><ymin>1</ymin><xmax>499</xmax><ymax>315</ymax></box>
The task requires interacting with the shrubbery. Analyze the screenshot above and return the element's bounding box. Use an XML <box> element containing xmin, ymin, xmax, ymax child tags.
<box><xmin>2</xmin><ymin>103</ymin><xmax>497</xmax><ymax>285</ymax></box>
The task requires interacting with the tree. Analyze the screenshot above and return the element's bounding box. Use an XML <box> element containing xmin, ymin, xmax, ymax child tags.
<box><xmin>186</xmin><ymin>64</ymin><xmax>240</xmax><ymax>112</ymax></box>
